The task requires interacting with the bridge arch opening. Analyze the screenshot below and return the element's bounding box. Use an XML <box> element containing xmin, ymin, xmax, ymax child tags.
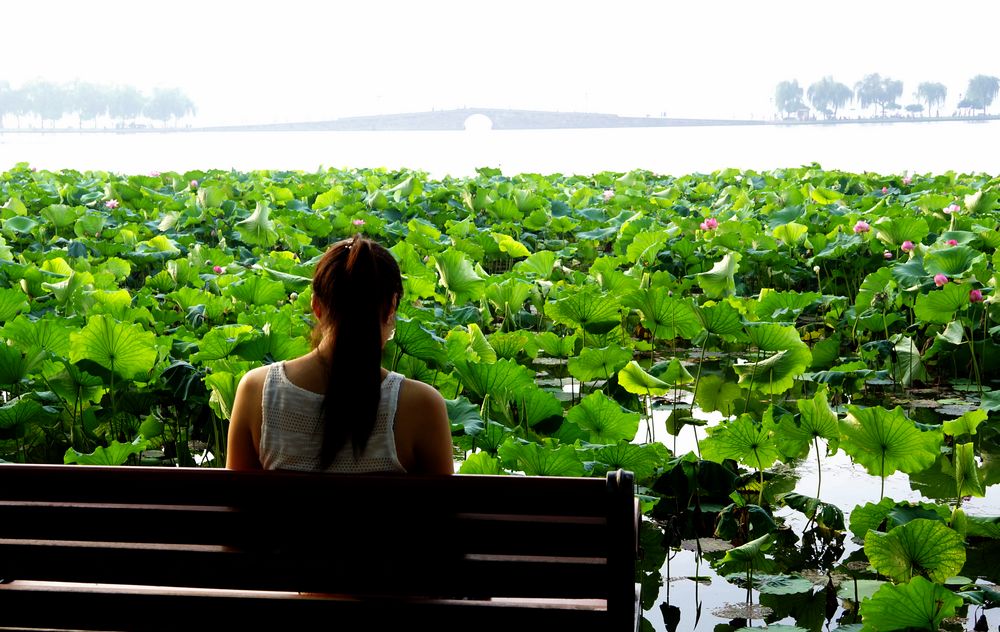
<box><xmin>463</xmin><ymin>113</ymin><xmax>493</xmax><ymax>132</ymax></box>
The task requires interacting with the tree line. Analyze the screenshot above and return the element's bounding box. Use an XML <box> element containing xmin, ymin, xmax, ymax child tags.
<box><xmin>0</xmin><ymin>80</ymin><xmax>196</xmax><ymax>129</ymax></box>
<box><xmin>774</xmin><ymin>74</ymin><xmax>1000</xmax><ymax>119</ymax></box>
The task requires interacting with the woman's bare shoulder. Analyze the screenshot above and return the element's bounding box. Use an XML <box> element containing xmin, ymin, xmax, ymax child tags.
<box><xmin>397</xmin><ymin>376</ymin><xmax>446</xmax><ymax>406</ymax></box>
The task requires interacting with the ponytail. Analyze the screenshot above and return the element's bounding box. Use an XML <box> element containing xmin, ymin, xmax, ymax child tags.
<box><xmin>312</xmin><ymin>234</ymin><xmax>402</xmax><ymax>467</ymax></box>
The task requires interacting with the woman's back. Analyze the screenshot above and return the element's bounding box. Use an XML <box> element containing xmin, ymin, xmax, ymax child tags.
<box><xmin>260</xmin><ymin>361</ymin><xmax>407</xmax><ymax>473</ymax></box>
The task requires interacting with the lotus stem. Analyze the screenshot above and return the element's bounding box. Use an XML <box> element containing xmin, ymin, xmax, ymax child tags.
<box><xmin>967</xmin><ymin>322</ymin><xmax>983</xmax><ymax>396</ymax></box>
<box><xmin>814</xmin><ymin>435</ymin><xmax>823</xmax><ymax>500</ymax></box>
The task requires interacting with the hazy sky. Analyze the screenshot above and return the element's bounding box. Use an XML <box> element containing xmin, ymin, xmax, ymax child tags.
<box><xmin>4</xmin><ymin>0</ymin><xmax>998</xmax><ymax>125</ymax></box>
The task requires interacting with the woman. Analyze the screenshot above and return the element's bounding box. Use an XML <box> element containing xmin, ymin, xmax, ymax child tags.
<box><xmin>226</xmin><ymin>234</ymin><xmax>453</xmax><ymax>474</ymax></box>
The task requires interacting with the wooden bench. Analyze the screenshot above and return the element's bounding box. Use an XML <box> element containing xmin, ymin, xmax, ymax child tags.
<box><xmin>0</xmin><ymin>465</ymin><xmax>640</xmax><ymax>631</ymax></box>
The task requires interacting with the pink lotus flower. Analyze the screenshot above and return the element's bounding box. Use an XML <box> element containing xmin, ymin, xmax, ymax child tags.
<box><xmin>947</xmin><ymin>239</ymin><xmax>958</xmax><ymax>246</ymax></box>
<box><xmin>853</xmin><ymin>220</ymin><xmax>870</xmax><ymax>234</ymax></box>
<box><xmin>602</xmin><ymin>189</ymin><xmax>614</xmax><ymax>201</ymax></box>
<box><xmin>901</xmin><ymin>240</ymin><xmax>915</xmax><ymax>252</ymax></box>
<box><xmin>881</xmin><ymin>186</ymin><xmax>889</xmax><ymax>194</ymax></box>
<box><xmin>104</xmin><ymin>199</ymin><xmax>119</xmax><ymax>209</ymax></box>
<box><xmin>352</xmin><ymin>219</ymin><xmax>365</xmax><ymax>226</ymax></box>
<box><xmin>883</xmin><ymin>250</ymin><xmax>893</xmax><ymax>259</ymax></box>
<box><xmin>902</xmin><ymin>175</ymin><xmax>912</xmax><ymax>185</ymax></box>
<box><xmin>699</xmin><ymin>222</ymin><xmax>708</xmax><ymax>231</ymax></box>
<box><xmin>944</xmin><ymin>203</ymin><xmax>960</xmax><ymax>214</ymax></box>
<box><xmin>934</xmin><ymin>274</ymin><xmax>949</xmax><ymax>287</ymax></box>
<box><xmin>190</xmin><ymin>179</ymin><xmax>199</xmax><ymax>189</ymax></box>
<box><xmin>212</xmin><ymin>265</ymin><xmax>223</xmax><ymax>274</ymax></box>
<box><xmin>149</xmin><ymin>170</ymin><xmax>161</xmax><ymax>177</ymax></box>
<box><xmin>704</xmin><ymin>217</ymin><xmax>719</xmax><ymax>230</ymax></box>
<box><xmin>970</xmin><ymin>289</ymin><xmax>984</xmax><ymax>303</ymax></box>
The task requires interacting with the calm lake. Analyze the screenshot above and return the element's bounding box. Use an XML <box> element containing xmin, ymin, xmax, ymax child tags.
<box><xmin>2</xmin><ymin>119</ymin><xmax>999</xmax><ymax>177</ymax></box>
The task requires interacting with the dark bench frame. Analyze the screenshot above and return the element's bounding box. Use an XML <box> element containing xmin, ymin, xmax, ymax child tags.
<box><xmin>0</xmin><ymin>464</ymin><xmax>640</xmax><ymax>631</ymax></box>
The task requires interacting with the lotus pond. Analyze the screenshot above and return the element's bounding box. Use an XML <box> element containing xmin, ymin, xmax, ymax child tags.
<box><xmin>0</xmin><ymin>163</ymin><xmax>998</xmax><ymax>631</ymax></box>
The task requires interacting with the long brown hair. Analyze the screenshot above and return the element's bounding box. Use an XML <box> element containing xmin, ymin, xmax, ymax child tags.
<box><xmin>311</xmin><ymin>234</ymin><xmax>402</xmax><ymax>466</ymax></box>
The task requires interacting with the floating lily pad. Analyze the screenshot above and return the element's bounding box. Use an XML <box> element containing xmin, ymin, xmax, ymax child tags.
<box><xmin>680</xmin><ymin>538</ymin><xmax>733</xmax><ymax>553</ymax></box>
<box><xmin>711</xmin><ymin>603</ymin><xmax>772</xmax><ymax>620</ymax></box>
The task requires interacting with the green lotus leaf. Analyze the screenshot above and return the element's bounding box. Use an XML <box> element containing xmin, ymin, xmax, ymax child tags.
<box><xmin>701</xmin><ymin>413</ymin><xmax>780</xmax><ymax>470</ymax></box>
<box><xmin>169</xmin><ymin>286</ymin><xmax>230</xmax><ymax>320</ymax></box>
<box><xmin>777</xmin><ymin>386</ymin><xmax>840</xmax><ymax>459</ymax></box>
<box><xmin>138</xmin><ymin>234</ymin><xmax>181</xmax><ymax>255</ymax></box>
<box><xmin>74</xmin><ymin>212</ymin><xmax>106</xmax><ymax>238</ymax></box>
<box><xmin>749</xmin><ymin>573</ymin><xmax>814</xmax><ymax>595</ymax></box>
<box><xmin>453</xmin><ymin>357</ymin><xmax>536</xmax><ymax>401</ymax></box>
<box><xmin>0</xmin><ymin>345</ymin><xmax>46</xmax><ymax>388</ymax></box>
<box><xmin>923</xmin><ymin>245</ymin><xmax>982</xmax><ymax>278</ymax></box>
<box><xmin>913</xmin><ymin>282</ymin><xmax>970</xmax><ymax>325</ymax></box>
<box><xmin>391</xmin><ymin>317</ymin><xmax>449</xmax><ymax>371</ymax></box>
<box><xmin>965</xmin><ymin>515</ymin><xmax>1000</xmax><ymax>539</ymax></box>
<box><xmin>860</xmin><ymin>577</ymin><xmax>963</xmax><ymax>631</ymax></box>
<box><xmin>591</xmin><ymin>257</ymin><xmax>640</xmax><ymax>296</ymax></box>
<box><xmin>485</xmin><ymin>278</ymin><xmax>533</xmax><ymax>318</ymax></box>
<box><xmin>720</xmin><ymin>532</ymin><xmax>772</xmax><ymax>568</ymax></box>
<box><xmin>591</xmin><ymin>441</ymin><xmax>666</xmax><ymax>482</ymax></box>
<box><xmin>459</xmin><ymin>451</ymin><xmax>504</xmax><ymax>474</ymax></box>
<box><xmin>69</xmin><ymin>315</ymin><xmax>157</xmax><ymax>380</ymax></box>
<box><xmin>773</xmin><ymin>222</ymin><xmax>808</xmax><ymax>245</ymax></box>
<box><xmin>756</xmin><ymin>290</ymin><xmax>821</xmax><ymax>322</ymax></box>
<box><xmin>942</xmin><ymin>409</ymin><xmax>988</xmax><ymax>437</ymax></box>
<box><xmin>0</xmin><ymin>288</ymin><xmax>29</xmax><ymax>324</ymax></box>
<box><xmin>953</xmin><ymin>442</ymin><xmax>985</xmax><ymax>498</ymax></box>
<box><xmin>891</xmin><ymin>256</ymin><xmax>929</xmax><ymax>290</ymax></box>
<box><xmin>46</xmin><ymin>361</ymin><xmax>105</xmax><ymax>408</ymax></box>
<box><xmin>855</xmin><ymin>267</ymin><xmax>896</xmax><ymax>312</ymax></box>
<box><xmin>512</xmin><ymin>250</ymin><xmax>558</xmax><ymax>279</ymax></box>
<box><xmin>625</xmin><ymin>230</ymin><xmax>669</xmax><ymax>265</ymax></box>
<box><xmin>935</xmin><ymin>321</ymin><xmax>965</xmax><ymax>345</ymax></box>
<box><xmin>2</xmin><ymin>215</ymin><xmax>39</xmax><ymax>236</ymax></box>
<box><xmin>873</xmin><ymin>216</ymin><xmax>930</xmax><ymax>248</ymax></box>
<box><xmin>653</xmin><ymin>357</ymin><xmax>694</xmax><ymax>386</ymax></box>
<box><xmin>493</xmin><ymin>384</ymin><xmax>563</xmax><ymax>428</ymax></box>
<box><xmin>488</xmin><ymin>331</ymin><xmax>534</xmax><ymax>360</ymax></box>
<box><xmin>567</xmin><ymin>345</ymin><xmax>631</xmax><ymax>383</ymax></box>
<box><xmin>939</xmin><ymin>230</ymin><xmax>978</xmax><ymax>246</ymax></box>
<box><xmin>1</xmin><ymin>314</ymin><xmax>72</xmax><ymax>357</ymax></box>
<box><xmin>695</xmin><ymin>252</ymin><xmax>741</xmax><ymax>299</ymax></box>
<box><xmin>256</xmin><ymin>266</ymin><xmax>312</xmax><ymax>293</ymax></box>
<box><xmin>696</xmin><ymin>301</ymin><xmax>744</xmax><ymax>341</ymax></box>
<box><xmin>41</xmin><ymin>203</ymin><xmax>81</xmax><ymax>229</ymax></box>
<box><xmin>546</xmin><ymin>288</ymin><xmax>621</xmax><ymax>334</ymax></box>
<box><xmin>623</xmin><ymin>287</ymin><xmax>700</xmax><ymax>341</ymax></box>
<box><xmin>618</xmin><ymin>361</ymin><xmax>670</xmax><ymax>396</ymax></box>
<box><xmin>534</xmin><ymin>332</ymin><xmax>578</xmax><ymax>358</ymax></box>
<box><xmin>390</xmin><ymin>240</ymin><xmax>439</xmax><ymax>299</ymax></box>
<box><xmin>840</xmin><ymin>405</ymin><xmax>941</xmax><ymax>482</ymax></box>
<box><xmin>498</xmin><ymin>438</ymin><xmax>584</xmax><ymax>477</ymax></box>
<box><xmin>236</xmin><ymin>201</ymin><xmax>279</xmax><ymax>247</ymax></box>
<box><xmin>234</xmin><ymin>331</ymin><xmax>310</xmax><ymax>363</ymax></box>
<box><xmin>566</xmin><ymin>391</ymin><xmax>640</xmax><ymax>443</ymax></box>
<box><xmin>733</xmin><ymin>346</ymin><xmax>812</xmax><ymax>394</ymax></box>
<box><xmin>445</xmin><ymin>396</ymin><xmax>485</xmax><ymax>436</ymax></box>
<box><xmin>0</xmin><ymin>396</ymin><xmax>58</xmax><ymax>430</ymax></box>
<box><xmin>865</xmin><ymin>519</ymin><xmax>966</xmax><ymax>583</ymax></box>
<box><xmin>837</xmin><ymin>580</ymin><xmax>886</xmax><ymax>604</ymax></box>
<box><xmin>491</xmin><ymin>233</ymin><xmax>530</xmax><ymax>258</ymax></box>
<box><xmin>64</xmin><ymin>436</ymin><xmax>150</xmax><ymax>466</ymax></box>
<box><xmin>891</xmin><ymin>335</ymin><xmax>929</xmax><ymax>387</ymax></box>
<box><xmin>434</xmin><ymin>248</ymin><xmax>485</xmax><ymax>305</ymax></box>
<box><xmin>193</xmin><ymin>324</ymin><xmax>256</xmax><ymax>363</ymax></box>
<box><xmin>781</xmin><ymin>493</ymin><xmax>845</xmax><ymax>530</ymax></box>
<box><xmin>694</xmin><ymin>374</ymin><xmax>744</xmax><ymax>415</ymax></box>
<box><xmin>225</xmin><ymin>276</ymin><xmax>286</xmax><ymax>307</ymax></box>
<box><xmin>204</xmin><ymin>368</ymin><xmax>246</xmax><ymax>420</ymax></box>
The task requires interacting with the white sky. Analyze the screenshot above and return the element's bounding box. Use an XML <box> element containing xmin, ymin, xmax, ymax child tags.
<box><xmin>3</xmin><ymin>0</ymin><xmax>998</xmax><ymax>125</ymax></box>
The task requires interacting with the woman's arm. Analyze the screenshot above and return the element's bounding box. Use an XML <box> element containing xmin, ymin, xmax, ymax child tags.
<box><xmin>397</xmin><ymin>379</ymin><xmax>454</xmax><ymax>475</ymax></box>
<box><xmin>226</xmin><ymin>367</ymin><xmax>267</xmax><ymax>470</ymax></box>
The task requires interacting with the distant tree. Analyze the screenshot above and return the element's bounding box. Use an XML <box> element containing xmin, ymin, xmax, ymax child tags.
<box><xmin>774</xmin><ymin>80</ymin><xmax>805</xmax><ymax>118</ymax></box>
<box><xmin>964</xmin><ymin>74</ymin><xmax>1000</xmax><ymax>115</ymax></box>
<box><xmin>0</xmin><ymin>80</ymin><xmax>10</xmax><ymax>129</ymax></box>
<box><xmin>71</xmin><ymin>81</ymin><xmax>110</xmax><ymax>128</ymax></box>
<box><xmin>915</xmin><ymin>82</ymin><xmax>947</xmax><ymax>117</ymax></box>
<box><xmin>855</xmin><ymin>74</ymin><xmax>903</xmax><ymax>117</ymax></box>
<box><xmin>904</xmin><ymin>104</ymin><xmax>923</xmax><ymax>116</ymax></box>
<box><xmin>807</xmin><ymin>76</ymin><xmax>852</xmax><ymax>118</ymax></box>
<box><xmin>146</xmin><ymin>87</ymin><xmax>196</xmax><ymax>127</ymax></box>
<box><xmin>21</xmin><ymin>80</ymin><xmax>69</xmax><ymax>128</ymax></box>
<box><xmin>109</xmin><ymin>85</ymin><xmax>146</xmax><ymax>127</ymax></box>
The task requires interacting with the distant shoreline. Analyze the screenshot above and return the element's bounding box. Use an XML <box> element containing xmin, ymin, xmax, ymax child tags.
<box><xmin>1</xmin><ymin>107</ymin><xmax>998</xmax><ymax>133</ymax></box>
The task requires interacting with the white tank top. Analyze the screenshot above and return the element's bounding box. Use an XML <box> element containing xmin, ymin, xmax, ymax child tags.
<box><xmin>259</xmin><ymin>361</ymin><xmax>407</xmax><ymax>473</ymax></box>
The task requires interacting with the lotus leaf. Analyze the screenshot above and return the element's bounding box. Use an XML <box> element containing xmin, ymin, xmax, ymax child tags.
<box><xmin>913</xmin><ymin>282</ymin><xmax>970</xmax><ymax>325</ymax></box>
<box><xmin>445</xmin><ymin>396</ymin><xmax>485</xmax><ymax>436</ymax></box>
<box><xmin>694</xmin><ymin>374</ymin><xmax>744</xmax><ymax>415</ymax></box>
<box><xmin>392</xmin><ymin>318</ymin><xmax>449</xmax><ymax>370</ymax></box>
<box><xmin>618</xmin><ymin>361</ymin><xmax>670</xmax><ymax>396</ymax></box>
<box><xmin>64</xmin><ymin>436</ymin><xmax>150</xmax><ymax>466</ymax></box>
<box><xmin>435</xmin><ymin>248</ymin><xmax>485</xmax><ymax>304</ymax></box>
<box><xmin>236</xmin><ymin>201</ymin><xmax>279</xmax><ymax>247</ymax></box>
<box><xmin>701</xmin><ymin>413</ymin><xmax>780</xmax><ymax>470</ymax></box>
<box><xmin>695</xmin><ymin>252</ymin><xmax>741</xmax><ymax>298</ymax></box>
<box><xmin>1</xmin><ymin>314</ymin><xmax>72</xmax><ymax>356</ymax></box>
<box><xmin>864</xmin><ymin>518</ymin><xmax>965</xmax><ymax>583</ymax></box>
<box><xmin>498</xmin><ymin>438</ymin><xmax>584</xmax><ymax>477</ymax></box>
<box><xmin>566</xmin><ymin>391</ymin><xmax>640</xmax><ymax>443</ymax></box>
<box><xmin>453</xmin><ymin>358</ymin><xmax>535</xmax><ymax>401</ymax></box>
<box><xmin>546</xmin><ymin>288</ymin><xmax>620</xmax><ymax>334</ymax></box>
<box><xmin>859</xmin><ymin>576</ymin><xmax>962</xmax><ymax>631</ymax></box>
<box><xmin>942</xmin><ymin>409</ymin><xmax>988</xmax><ymax>437</ymax></box>
<box><xmin>493</xmin><ymin>384</ymin><xmax>563</xmax><ymax>428</ymax></box>
<box><xmin>69</xmin><ymin>315</ymin><xmax>157</xmax><ymax>381</ymax></box>
<box><xmin>695</xmin><ymin>301</ymin><xmax>744</xmax><ymax>342</ymax></box>
<box><xmin>567</xmin><ymin>345</ymin><xmax>631</xmax><ymax>383</ymax></box>
<box><xmin>623</xmin><ymin>287</ymin><xmax>700</xmax><ymax>341</ymax></box>
<box><xmin>459</xmin><ymin>451</ymin><xmax>504</xmax><ymax>474</ymax></box>
<box><xmin>840</xmin><ymin>405</ymin><xmax>941</xmax><ymax>485</ymax></box>
<box><xmin>923</xmin><ymin>245</ymin><xmax>982</xmax><ymax>278</ymax></box>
